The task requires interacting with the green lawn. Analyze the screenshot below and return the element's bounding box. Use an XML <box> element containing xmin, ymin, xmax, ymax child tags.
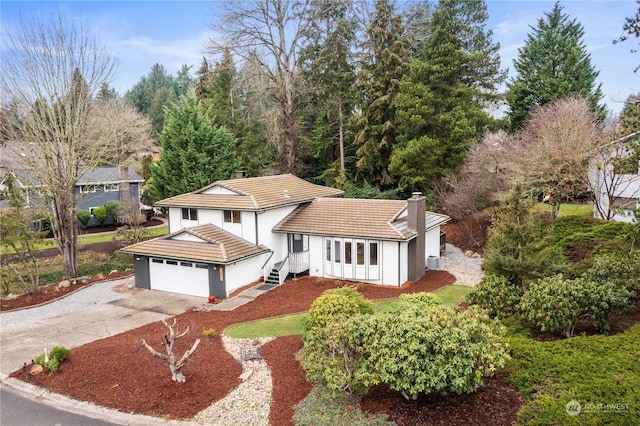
<box><xmin>224</xmin><ymin>284</ymin><xmax>472</xmax><ymax>339</ymax></box>
<box><xmin>531</xmin><ymin>202</ymin><xmax>592</xmax><ymax>217</ymax></box>
<box><xmin>1</xmin><ymin>225</ymin><xmax>169</xmax><ymax>255</ymax></box>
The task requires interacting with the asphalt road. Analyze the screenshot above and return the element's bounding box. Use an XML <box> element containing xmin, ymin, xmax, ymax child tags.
<box><xmin>0</xmin><ymin>387</ymin><xmax>116</xmax><ymax>426</ymax></box>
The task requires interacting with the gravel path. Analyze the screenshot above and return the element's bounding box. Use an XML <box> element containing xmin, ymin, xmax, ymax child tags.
<box><xmin>0</xmin><ymin>277</ymin><xmax>134</xmax><ymax>332</ymax></box>
<box><xmin>439</xmin><ymin>243</ymin><xmax>484</xmax><ymax>287</ymax></box>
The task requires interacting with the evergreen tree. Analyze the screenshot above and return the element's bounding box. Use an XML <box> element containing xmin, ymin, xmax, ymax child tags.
<box><xmin>507</xmin><ymin>1</ymin><xmax>605</xmax><ymax>130</ymax></box>
<box><xmin>620</xmin><ymin>93</ymin><xmax>640</xmax><ymax>133</ymax></box>
<box><xmin>96</xmin><ymin>82</ymin><xmax>118</xmax><ymax>100</ymax></box>
<box><xmin>299</xmin><ymin>0</ymin><xmax>358</xmax><ymax>184</ymax></box>
<box><xmin>125</xmin><ymin>63</ymin><xmax>178</xmax><ymax>135</ymax></box>
<box><xmin>174</xmin><ymin>64</ymin><xmax>194</xmax><ymax>99</ymax></box>
<box><xmin>150</xmin><ymin>92</ymin><xmax>240</xmax><ymax>201</ymax></box>
<box><xmin>391</xmin><ymin>0</ymin><xmax>505</xmax><ymax>196</ymax></box>
<box><xmin>352</xmin><ymin>0</ymin><xmax>409</xmax><ymax>188</ymax></box>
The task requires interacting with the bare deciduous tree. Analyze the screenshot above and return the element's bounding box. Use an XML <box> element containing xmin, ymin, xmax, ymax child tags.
<box><xmin>1</xmin><ymin>12</ymin><xmax>151</xmax><ymax>278</ymax></box>
<box><xmin>141</xmin><ymin>319</ymin><xmax>200</xmax><ymax>383</ymax></box>
<box><xmin>207</xmin><ymin>0</ymin><xmax>313</xmax><ymax>174</ymax></box>
<box><xmin>504</xmin><ymin>96</ymin><xmax>603</xmax><ymax>217</ymax></box>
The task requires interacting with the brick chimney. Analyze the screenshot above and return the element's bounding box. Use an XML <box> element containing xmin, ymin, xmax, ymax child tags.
<box><xmin>407</xmin><ymin>192</ymin><xmax>426</xmax><ymax>281</ymax></box>
<box><xmin>119</xmin><ymin>165</ymin><xmax>131</xmax><ymax>206</ymax></box>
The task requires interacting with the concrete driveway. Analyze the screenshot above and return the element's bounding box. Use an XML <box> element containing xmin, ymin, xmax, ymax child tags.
<box><xmin>0</xmin><ymin>288</ymin><xmax>207</xmax><ymax>377</ymax></box>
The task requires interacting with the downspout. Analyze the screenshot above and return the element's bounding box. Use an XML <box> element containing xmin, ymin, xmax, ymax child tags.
<box><xmin>398</xmin><ymin>241</ymin><xmax>401</xmax><ymax>286</ymax></box>
<box><xmin>255</xmin><ymin>212</ymin><xmax>259</xmax><ymax>245</ymax></box>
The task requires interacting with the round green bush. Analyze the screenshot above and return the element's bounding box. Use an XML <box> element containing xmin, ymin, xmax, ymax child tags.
<box><xmin>467</xmin><ymin>275</ymin><xmax>523</xmax><ymax>318</ymax></box>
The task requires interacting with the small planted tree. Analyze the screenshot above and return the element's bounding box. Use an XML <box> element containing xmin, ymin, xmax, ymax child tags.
<box><xmin>102</xmin><ymin>200</ymin><xmax>122</xmax><ymax>225</ymax></box>
<box><xmin>141</xmin><ymin>318</ymin><xmax>200</xmax><ymax>383</ymax></box>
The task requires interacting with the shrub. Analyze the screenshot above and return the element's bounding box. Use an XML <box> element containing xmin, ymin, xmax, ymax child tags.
<box><xmin>359</xmin><ymin>304</ymin><xmax>510</xmax><ymax>400</ymax></box>
<box><xmin>76</xmin><ymin>210</ymin><xmax>91</xmax><ymax>228</ymax></box>
<box><xmin>103</xmin><ymin>200</ymin><xmax>122</xmax><ymax>223</ymax></box>
<box><xmin>35</xmin><ymin>346</ymin><xmax>70</xmax><ymax>373</ymax></box>
<box><xmin>202</xmin><ymin>328</ymin><xmax>217</xmax><ymax>338</ymax></box>
<box><xmin>584</xmin><ymin>252</ymin><xmax>640</xmax><ymax>297</ymax></box>
<box><xmin>519</xmin><ymin>275</ymin><xmax>630</xmax><ymax>337</ymax></box>
<box><xmin>467</xmin><ymin>275</ymin><xmax>523</xmax><ymax>318</ymax></box>
<box><xmin>300</xmin><ymin>288</ymin><xmax>374</xmax><ymax>395</ymax></box>
<box><xmin>303</xmin><ymin>287</ymin><xmax>374</xmax><ymax>331</ymax></box>
<box><xmin>92</xmin><ymin>206</ymin><xmax>107</xmax><ymax>226</ymax></box>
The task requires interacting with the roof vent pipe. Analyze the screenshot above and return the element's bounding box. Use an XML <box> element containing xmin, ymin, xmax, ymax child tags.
<box><xmin>284</xmin><ymin>189</ymin><xmax>290</xmax><ymax>198</ymax></box>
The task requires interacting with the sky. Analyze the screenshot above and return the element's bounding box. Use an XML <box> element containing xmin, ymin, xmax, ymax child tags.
<box><xmin>1</xmin><ymin>0</ymin><xmax>639</xmax><ymax>116</ymax></box>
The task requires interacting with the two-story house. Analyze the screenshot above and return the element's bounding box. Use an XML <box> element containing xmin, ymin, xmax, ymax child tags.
<box><xmin>121</xmin><ymin>174</ymin><xmax>449</xmax><ymax>299</ymax></box>
<box><xmin>1</xmin><ymin>166</ymin><xmax>144</xmax><ymax>227</ymax></box>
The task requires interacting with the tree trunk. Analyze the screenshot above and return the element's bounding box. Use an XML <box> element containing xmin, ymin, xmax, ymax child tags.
<box><xmin>170</xmin><ymin>365</ymin><xmax>186</xmax><ymax>383</ymax></box>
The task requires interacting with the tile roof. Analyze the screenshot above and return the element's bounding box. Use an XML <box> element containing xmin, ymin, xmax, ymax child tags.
<box><xmin>155</xmin><ymin>174</ymin><xmax>344</xmax><ymax>210</ymax></box>
<box><xmin>274</xmin><ymin>198</ymin><xmax>450</xmax><ymax>240</ymax></box>
<box><xmin>120</xmin><ymin>224</ymin><xmax>270</xmax><ymax>264</ymax></box>
<box><xmin>273</xmin><ymin>198</ymin><xmax>414</xmax><ymax>240</ymax></box>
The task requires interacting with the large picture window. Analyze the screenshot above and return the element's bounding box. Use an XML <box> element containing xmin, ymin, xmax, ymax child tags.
<box><xmin>325</xmin><ymin>237</ymin><xmax>380</xmax><ymax>280</ymax></box>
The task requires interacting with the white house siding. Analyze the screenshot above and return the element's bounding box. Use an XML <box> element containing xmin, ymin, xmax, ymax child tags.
<box><xmin>382</xmin><ymin>241</ymin><xmax>407</xmax><ymax>286</ymax></box>
<box><xmin>256</xmin><ymin>206</ymin><xmax>298</xmax><ymax>260</ymax></box>
<box><xmin>224</xmin><ymin>253</ymin><xmax>269</xmax><ymax>296</ymax></box>
<box><xmin>592</xmin><ymin>172</ymin><xmax>640</xmax><ymax>223</ymax></box>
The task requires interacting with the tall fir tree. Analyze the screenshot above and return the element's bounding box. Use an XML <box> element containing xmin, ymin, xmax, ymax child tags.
<box><xmin>507</xmin><ymin>1</ymin><xmax>605</xmax><ymax>130</ymax></box>
<box><xmin>299</xmin><ymin>0</ymin><xmax>358</xmax><ymax>185</ymax></box>
<box><xmin>391</xmin><ymin>0</ymin><xmax>505</xmax><ymax>196</ymax></box>
<box><xmin>353</xmin><ymin>0</ymin><xmax>409</xmax><ymax>188</ymax></box>
<box><xmin>150</xmin><ymin>92</ymin><xmax>240</xmax><ymax>201</ymax></box>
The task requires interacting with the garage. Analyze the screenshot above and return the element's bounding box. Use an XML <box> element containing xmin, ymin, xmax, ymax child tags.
<box><xmin>149</xmin><ymin>258</ymin><xmax>210</xmax><ymax>298</ymax></box>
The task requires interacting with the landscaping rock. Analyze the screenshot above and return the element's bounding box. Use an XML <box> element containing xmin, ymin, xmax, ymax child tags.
<box><xmin>58</xmin><ymin>280</ymin><xmax>71</xmax><ymax>289</ymax></box>
<box><xmin>29</xmin><ymin>364</ymin><xmax>44</xmax><ymax>375</ymax></box>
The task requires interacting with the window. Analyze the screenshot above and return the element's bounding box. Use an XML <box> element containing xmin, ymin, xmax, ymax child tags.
<box><xmin>104</xmin><ymin>183</ymin><xmax>119</xmax><ymax>192</ymax></box>
<box><xmin>180</xmin><ymin>262</ymin><xmax>193</xmax><ymax>267</ymax></box>
<box><xmin>357</xmin><ymin>242</ymin><xmax>365</xmax><ymax>265</ymax></box>
<box><xmin>81</xmin><ymin>185</ymin><xmax>97</xmax><ymax>193</ymax></box>
<box><xmin>152</xmin><ymin>258</ymin><xmax>163</xmax><ymax>264</ymax></box>
<box><xmin>334</xmin><ymin>240</ymin><xmax>341</xmax><ymax>262</ymax></box>
<box><xmin>88</xmin><ymin>207</ymin><xmax>98</xmax><ymax>216</ymax></box>
<box><xmin>182</xmin><ymin>208</ymin><xmax>198</xmax><ymax>220</ymax></box>
<box><xmin>369</xmin><ymin>242</ymin><xmax>378</xmax><ymax>266</ymax></box>
<box><xmin>195</xmin><ymin>263</ymin><xmax>208</xmax><ymax>269</ymax></box>
<box><xmin>326</xmin><ymin>239</ymin><xmax>331</xmax><ymax>261</ymax></box>
<box><xmin>344</xmin><ymin>242</ymin><xmax>352</xmax><ymax>264</ymax></box>
<box><xmin>223</xmin><ymin>210</ymin><xmax>241</xmax><ymax>223</ymax></box>
<box><xmin>166</xmin><ymin>260</ymin><xmax>178</xmax><ymax>265</ymax></box>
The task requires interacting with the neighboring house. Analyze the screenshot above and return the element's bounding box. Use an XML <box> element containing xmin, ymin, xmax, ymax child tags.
<box><xmin>121</xmin><ymin>174</ymin><xmax>449</xmax><ymax>299</ymax></box>
<box><xmin>589</xmin><ymin>133</ymin><xmax>640</xmax><ymax>223</ymax></box>
<box><xmin>0</xmin><ymin>166</ymin><xmax>144</xmax><ymax>227</ymax></box>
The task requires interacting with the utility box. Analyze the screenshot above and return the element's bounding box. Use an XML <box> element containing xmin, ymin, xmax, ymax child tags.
<box><xmin>427</xmin><ymin>256</ymin><xmax>439</xmax><ymax>270</ymax></box>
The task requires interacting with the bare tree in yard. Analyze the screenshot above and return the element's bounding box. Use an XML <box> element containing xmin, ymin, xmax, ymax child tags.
<box><xmin>504</xmin><ymin>96</ymin><xmax>603</xmax><ymax>218</ymax></box>
<box><xmin>141</xmin><ymin>319</ymin><xmax>200</xmax><ymax>383</ymax></box>
<box><xmin>207</xmin><ymin>0</ymin><xmax>313</xmax><ymax>174</ymax></box>
<box><xmin>115</xmin><ymin>198</ymin><xmax>152</xmax><ymax>245</ymax></box>
<box><xmin>1</xmin><ymin>13</ymin><xmax>152</xmax><ymax>278</ymax></box>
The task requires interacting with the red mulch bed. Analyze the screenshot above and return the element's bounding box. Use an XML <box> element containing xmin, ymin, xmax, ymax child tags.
<box><xmin>10</xmin><ymin>270</ymin><xmax>509</xmax><ymax>425</ymax></box>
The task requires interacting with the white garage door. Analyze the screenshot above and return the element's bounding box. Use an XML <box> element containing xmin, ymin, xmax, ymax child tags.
<box><xmin>149</xmin><ymin>258</ymin><xmax>209</xmax><ymax>298</ymax></box>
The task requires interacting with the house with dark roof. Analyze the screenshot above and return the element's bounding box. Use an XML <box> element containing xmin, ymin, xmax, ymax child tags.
<box><xmin>1</xmin><ymin>166</ymin><xmax>144</xmax><ymax>227</ymax></box>
<box><xmin>120</xmin><ymin>174</ymin><xmax>449</xmax><ymax>299</ymax></box>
